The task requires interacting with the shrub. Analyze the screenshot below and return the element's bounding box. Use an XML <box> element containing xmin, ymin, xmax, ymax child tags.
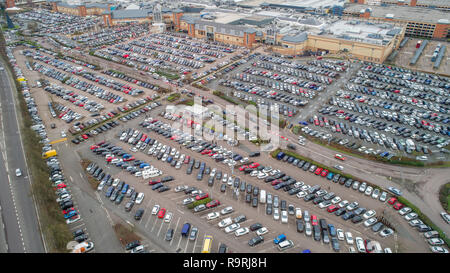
<box><xmin>187</xmin><ymin>198</ymin><xmax>212</xmax><ymax>209</ymax></box>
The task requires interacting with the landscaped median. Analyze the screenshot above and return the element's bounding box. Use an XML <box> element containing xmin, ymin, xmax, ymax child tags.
<box><xmin>271</xmin><ymin>148</ymin><xmax>450</xmax><ymax>248</ymax></box>
<box><xmin>187</xmin><ymin>198</ymin><xmax>212</xmax><ymax>210</ymax></box>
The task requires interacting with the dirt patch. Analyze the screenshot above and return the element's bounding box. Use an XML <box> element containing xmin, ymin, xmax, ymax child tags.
<box><xmin>80</xmin><ymin>158</ymin><xmax>99</xmax><ymax>190</ymax></box>
<box><xmin>113</xmin><ymin>222</ymin><xmax>141</xmax><ymax>247</ymax></box>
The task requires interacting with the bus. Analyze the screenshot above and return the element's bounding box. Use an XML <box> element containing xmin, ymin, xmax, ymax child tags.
<box><xmin>201</xmin><ymin>235</ymin><xmax>213</xmax><ymax>253</ymax></box>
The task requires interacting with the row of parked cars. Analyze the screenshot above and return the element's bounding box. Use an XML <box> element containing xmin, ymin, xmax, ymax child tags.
<box><xmin>4</xmin><ymin>45</ymin><xmax>94</xmax><ymax>252</ymax></box>
<box><xmin>72</xmin><ymin>23</ymin><xmax>150</xmax><ymax>50</ymax></box>
<box><xmin>44</xmin><ymin>83</ymin><xmax>105</xmax><ymax>113</ymax></box>
<box><xmin>90</xmin><ymin>140</ymin><xmax>162</xmax><ymax>178</ymax></box>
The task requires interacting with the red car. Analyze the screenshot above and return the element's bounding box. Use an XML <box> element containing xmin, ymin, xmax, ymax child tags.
<box><xmin>195</xmin><ymin>193</ymin><xmax>209</xmax><ymax>201</ymax></box>
<box><xmin>63</xmin><ymin>207</ymin><xmax>75</xmax><ymax>214</ymax></box>
<box><xmin>148</xmin><ymin>180</ymin><xmax>161</xmax><ymax>185</ymax></box>
<box><xmin>90</xmin><ymin>145</ymin><xmax>98</xmax><ymax>150</ymax></box>
<box><xmin>56</xmin><ymin>183</ymin><xmax>67</xmax><ymax>189</ymax></box>
<box><xmin>157</xmin><ymin>208</ymin><xmax>166</xmax><ymax>219</ymax></box>
<box><xmin>249</xmin><ymin>162</ymin><xmax>260</xmax><ymax>168</ymax></box>
<box><xmin>239</xmin><ymin>165</ymin><xmax>248</xmax><ymax>171</ymax></box>
<box><xmin>334</xmin><ymin>154</ymin><xmax>346</xmax><ymax>161</ymax></box>
<box><xmin>201</xmin><ymin>149</ymin><xmax>211</xmax><ymax>155</ymax></box>
<box><xmin>321</xmin><ymin>169</ymin><xmax>329</xmax><ymax>177</ymax></box>
<box><xmin>314</xmin><ymin>168</ymin><xmax>323</xmax><ymax>175</ymax></box>
<box><xmin>123</xmin><ymin>156</ymin><xmax>135</xmax><ymax>162</ymax></box>
<box><xmin>271</xmin><ymin>180</ymin><xmax>282</xmax><ymax>186</ymax></box>
<box><xmin>311</xmin><ymin>215</ymin><xmax>318</xmax><ymax>226</ymax></box>
<box><xmin>327</xmin><ymin>205</ymin><xmax>338</xmax><ymax>213</ymax></box>
<box><xmin>81</xmin><ymin>134</ymin><xmax>88</xmax><ymax>139</ymax></box>
<box><xmin>388</xmin><ymin>197</ymin><xmax>397</xmax><ymax>205</ymax></box>
<box><xmin>106</xmin><ymin>156</ymin><xmax>114</xmax><ymax>162</ymax></box>
<box><xmin>393</xmin><ymin>202</ymin><xmax>404</xmax><ymax>210</ymax></box>
<box><xmin>206</xmin><ymin>200</ymin><xmax>220</xmax><ymax>208</ymax></box>
<box><xmin>96</xmin><ymin>141</ymin><xmax>105</xmax><ymax>146</ymax></box>
<box><xmin>183</xmin><ymin>156</ymin><xmax>190</xmax><ymax>164</ymax></box>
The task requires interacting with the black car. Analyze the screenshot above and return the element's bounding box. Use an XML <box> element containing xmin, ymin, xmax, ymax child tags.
<box><xmin>246</xmin><ymin>184</ymin><xmax>253</xmax><ymax>194</ymax></box>
<box><xmin>249</xmin><ymin>223</ymin><xmax>263</xmax><ymax>231</ymax></box>
<box><xmin>331</xmin><ymin>238</ymin><xmax>340</xmax><ymax>252</ymax></box>
<box><xmin>125</xmin><ymin>240</ymin><xmax>140</xmax><ymax>251</ymax></box>
<box><xmin>296</xmin><ymin>220</ymin><xmax>305</xmax><ymax>233</ymax></box>
<box><xmin>304</xmin><ymin>194</ymin><xmax>315</xmax><ymax>202</ymax></box>
<box><xmin>165</xmin><ymin>228</ymin><xmax>174</xmax><ymax>241</ymax></box>
<box><xmin>342</xmin><ymin>211</ymin><xmax>355</xmax><ymax>221</ymax></box>
<box><xmin>248</xmin><ymin>236</ymin><xmax>264</xmax><ymax>247</ymax></box>
<box><xmin>335</xmin><ymin>208</ymin><xmax>346</xmax><ymax>216</ymax></box>
<box><xmin>252</xmin><ymin>197</ymin><xmax>258</xmax><ymax>207</ymax></box>
<box><xmin>218</xmin><ymin>243</ymin><xmax>227</xmax><ymax>253</ymax></box>
<box><xmin>134</xmin><ymin>209</ymin><xmax>144</xmax><ymax>220</ymax></box>
<box><xmin>313</xmin><ymin>226</ymin><xmax>321</xmax><ymax>241</ymax></box>
<box><xmin>234</xmin><ymin>215</ymin><xmax>247</xmax><ymax>223</ymax></box>
<box><xmin>245</xmin><ymin>193</ymin><xmax>252</xmax><ymax>203</ymax></box>
<box><xmin>74</xmin><ymin>234</ymin><xmax>88</xmax><ymax>243</ymax></box>
<box><xmin>371</xmin><ymin>222</ymin><xmax>384</xmax><ymax>232</ymax></box>
<box><xmin>220</xmin><ymin>184</ymin><xmax>227</xmax><ymax>192</ymax></box>
<box><xmin>266</xmin><ymin>204</ymin><xmax>273</xmax><ymax>215</ymax></box>
<box><xmin>207</xmin><ymin>176</ymin><xmax>214</xmax><ymax>187</ymax></box>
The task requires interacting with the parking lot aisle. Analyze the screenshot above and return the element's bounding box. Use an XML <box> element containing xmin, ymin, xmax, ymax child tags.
<box><xmin>138</xmin><ymin>199</ymin><xmax>153</xmax><ymax>226</ymax></box>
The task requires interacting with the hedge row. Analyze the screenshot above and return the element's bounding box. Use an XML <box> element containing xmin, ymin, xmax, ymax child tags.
<box><xmin>187</xmin><ymin>197</ymin><xmax>212</xmax><ymax>210</ymax></box>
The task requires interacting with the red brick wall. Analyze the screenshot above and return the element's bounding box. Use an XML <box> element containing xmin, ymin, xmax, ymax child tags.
<box><xmin>6</xmin><ymin>0</ymin><xmax>15</xmax><ymax>8</ymax></box>
<box><xmin>433</xmin><ymin>23</ymin><xmax>449</xmax><ymax>38</ymax></box>
<box><xmin>79</xmin><ymin>6</ymin><xmax>87</xmax><ymax>17</ymax></box>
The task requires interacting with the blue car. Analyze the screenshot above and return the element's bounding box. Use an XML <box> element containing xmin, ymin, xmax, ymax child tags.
<box><xmin>64</xmin><ymin>210</ymin><xmax>78</xmax><ymax>219</ymax></box>
<box><xmin>274</xmin><ymin>234</ymin><xmax>286</xmax><ymax>244</ymax></box>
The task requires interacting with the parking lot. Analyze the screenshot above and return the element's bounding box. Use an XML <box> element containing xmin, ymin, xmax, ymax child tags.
<box><xmin>303</xmin><ymin>61</ymin><xmax>450</xmax><ymax>162</ymax></box>
<box><xmin>6</xmin><ymin>8</ymin><xmax>449</xmax><ymax>254</ymax></box>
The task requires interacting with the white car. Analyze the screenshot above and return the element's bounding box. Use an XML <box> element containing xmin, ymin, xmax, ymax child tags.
<box><xmin>66</xmin><ymin>215</ymin><xmax>81</xmax><ymax>224</ymax></box>
<box><xmin>220</xmin><ymin>206</ymin><xmax>234</xmax><ymax>215</ymax></box>
<box><xmin>281</xmin><ymin>210</ymin><xmax>288</xmax><ymax>224</ymax></box>
<box><xmin>331</xmin><ymin>196</ymin><xmax>341</xmax><ymax>204</ymax></box>
<box><xmin>345</xmin><ymin>232</ymin><xmax>354</xmax><ymax>245</ymax></box>
<box><xmin>151</xmin><ymin>205</ymin><xmax>160</xmax><ymax>215</ymax></box>
<box><xmin>409</xmin><ymin>219</ymin><xmax>423</xmax><ymax>227</ymax></box>
<box><xmin>379</xmin><ymin>191</ymin><xmax>388</xmax><ymax>202</ymax></box>
<box><xmin>206</xmin><ymin>212</ymin><xmax>220</xmax><ymax>220</ymax></box>
<box><xmin>295</xmin><ymin>208</ymin><xmax>302</xmax><ymax>219</ymax></box>
<box><xmin>15</xmin><ymin>168</ymin><xmax>22</xmax><ymax>177</ymax></box>
<box><xmin>61</xmin><ymin>131</ymin><xmax>66</xmax><ymax>138</ymax></box>
<box><xmin>296</xmin><ymin>191</ymin><xmax>307</xmax><ymax>199</ymax></box>
<box><xmin>404</xmin><ymin>212</ymin><xmax>418</xmax><ymax>221</ymax></box>
<box><xmin>363</xmin><ymin>210</ymin><xmax>376</xmax><ymax>220</ymax></box>
<box><xmin>174</xmin><ymin>185</ymin><xmax>188</xmax><ymax>192</ymax></box>
<box><xmin>225</xmin><ymin>223</ymin><xmax>240</xmax><ymax>233</ymax></box>
<box><xmin>430</xmin><ymin>246</ymin><xmax>449</xmax><ymax>253</ymax></box>
<box><xmin>364</xmin><ymin>186</ymin><xmax>373</xmax><ymax>196</ymax></box>
<box><xmin>97</xmin><ymin>181</ymin><xmax>105</xmax><ymax>191</ymax></box>
<box><xmin>428</xmin><ymin>238</ymin><xmax>445</xmax><ymax>246</ymax></box>
<box><xmin>364</xmin><ymin>218</ymin><xmax>377</xmax><ymax>227</ymax></box>
<box><xmin>234</xmin><ymin>227</ymin><xmax>249</xmax><ymax>237</ymax></box>
<box><xmin>273</xmin><ymin>208</ymin><xmax>280</xmax><ymax>220</ymax></box>
<box><xmin>256</xmin><ymin>227</ymin><xmax>268</xmax><ymax>236</ymax></box>
<box><xmin>398</xmin><ymin>207</ymin><xmax>412</xmax><ymax>216</ymax></box>
<box><xmin>183</xmin><ymin>197</ymin><xmax>195</xmax><ymax>205</ymax></box>
<box><xmin>305</xmin><ymin>222</ymin><xmax>312</xmax><ymax>236</ymax></box>
<box><xmin>222</xmin><ymin>173</ymin><xmax>228</xmax><ymax>183</ymax></box>
<box><xmin>218</xmin><ymin>217</ymin><xmax>232</xmax><ymax>228</ymax></box>
<box><xmin>337</xmin><ymin>229</ymin><xmax>345</xmax><ymax>241</ymax></box>
<box><xmin>164</xmin><ymin>212</ymin><xmax>173</xmax><ymax>223</ymax></box>
<box><xmin>355</xmin><ymin>237</ymin><xmax>365</xmax><ymax>252</ymax></box>
<box><xmin>338</xmin><ymin>200</ymin><xmax>349</xmax><ymax>208</ymax></box>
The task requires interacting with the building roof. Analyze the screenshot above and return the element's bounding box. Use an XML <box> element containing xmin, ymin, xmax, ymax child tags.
<box><xmin>281</xmin><ymin>32</ymin><xmax>308</xmax><ymax>43</ymax></box>
<box><xmin>344</xmin><ymin>4</ymin><xmax>450</xmax><ymax>24</ymax></box>
<box><xmin>110</xmin><ymin>9</ymin><xmax>152</xmax><ymax>19</ymax></box>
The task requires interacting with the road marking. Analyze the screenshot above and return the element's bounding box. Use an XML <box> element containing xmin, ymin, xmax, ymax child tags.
<box><xmin>156</xmin><ymin>219</ymin><xmax>164</xmax><ymax>237</ymax></box>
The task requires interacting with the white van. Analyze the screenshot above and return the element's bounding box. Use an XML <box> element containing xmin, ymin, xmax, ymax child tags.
<box><xmin>259</xmin><ymin>190</ymin><xmax>266</xmax><ymax>204</ymax></box>
<box><xmin>278</xmin><ymin>240</ymin><xmax>294</xmax><ymax>251</ymax></box>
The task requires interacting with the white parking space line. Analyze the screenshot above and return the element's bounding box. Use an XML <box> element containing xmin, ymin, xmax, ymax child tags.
<box><xmin>170</xmin><ymin>217</ymin><xmax>181</xmax><ymax>247</ymax></box>
<box><xmin>156</xmin><ymin>219</ymin><xmax>165</xmax><ymax>237</ymax></box>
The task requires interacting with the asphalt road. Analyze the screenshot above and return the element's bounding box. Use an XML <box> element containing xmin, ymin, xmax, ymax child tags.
<box><xmin>0</xmin><ymin>62</ymin><xmax>45</xmax><ymax>253</ymax></box>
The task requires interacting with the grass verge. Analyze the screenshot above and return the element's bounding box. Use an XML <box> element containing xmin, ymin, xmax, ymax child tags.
<box><xmin>439</xmin><ymin>183</ymin><xmax>450</xmax><ymax>213</ymax></box>
<box><xmin>80</xmin><ymin>159</ymin><xmax>99</xmax><ymax>190</ymax></box>
<box><xmin>397</xmin><ymin>196</ymin><xmax>450</xmax><ymax>248</ymax></box>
